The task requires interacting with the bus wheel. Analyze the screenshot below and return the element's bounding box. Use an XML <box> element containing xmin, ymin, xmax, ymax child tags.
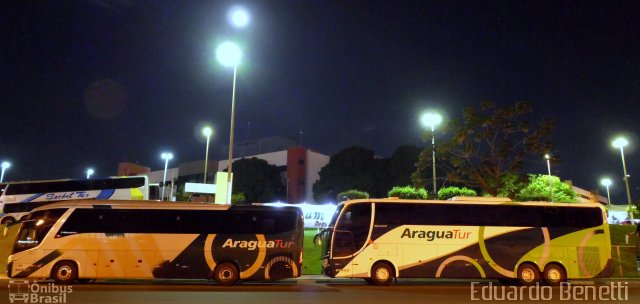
<box><xmin>517</xmin><ymin>263</ymin><xmax>540</xmax><ymax>286</ymax></box>
<box><xmin>370</xmin><ymin>262</ymin><xmax>394</xmax><ymax>286</ymax></box>
<box><xmin>543</xmin><ymin>263</ymin><xmax>566</xmax><ymax>286</ymax></box>
<box><xmin>213</xmin><ymin>262</ymin><xmax>239</xmax><ymax>286</ymax></box>
<box><xmin>51</xmin><ymin>261</ymin><xmax>78</xmax><ymax>284</ymax></box>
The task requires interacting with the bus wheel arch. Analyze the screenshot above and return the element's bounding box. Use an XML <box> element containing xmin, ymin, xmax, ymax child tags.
<box><xmin>1</xmin><ymin>216</ymin><xmax>15</xmax><ymax>225</ymax></box>
<box><xmin>213</xmin><ymin>262</ymin><xmax>240</xmax><ymax>286</ymax></box>
<box><xmin>542</xmin><ymin>262</ymin><xmax>567</xmax><ymax>286</ymax></box>
<box><xmin>369</xmin><ymin>261</ymin><xmax>395</xmax><ymax>286</ymax></box>
<box><xmin>516</xmin><ymin>262</ymin><xmax>541</xmax><ymax>286</ymax></box>
<box><xmin>50</xmin><ymin>260</ymin><xmax>78</xmax><ymax>284</ymax></box>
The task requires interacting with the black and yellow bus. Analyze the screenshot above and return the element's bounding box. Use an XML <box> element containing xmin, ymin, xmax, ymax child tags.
<box><xmin>8</xmin><ymin>200</ymin><xmax>304</xmax><ymax>285</ymax></box>
<box><xmin>319</xmin><ymin>197</ymin><xmax>612</xmax><ymax>286</ymax></box>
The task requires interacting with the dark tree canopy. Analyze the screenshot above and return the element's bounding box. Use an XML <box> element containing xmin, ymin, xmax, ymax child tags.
<box><xmin>231</xmin><ymin>157</ymin><xmax>285</xmax><ymax>203</ymax></box>
<box><xmin>313</xmin><ymin>146</ymin><xmax>380</xmax><ymax>202</ymax></box>
<box><xmin>313</xmin><ymin>145</ymin><xmax>423</xmax><ymax>202</ymax></box>
<box><xmin>414</xmin><ymin>101</ymin><xmax>555</xmax><ymax>196</ymax></box>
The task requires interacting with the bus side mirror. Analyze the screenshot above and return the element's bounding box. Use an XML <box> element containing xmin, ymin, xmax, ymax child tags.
<box><xmin>313</xmin><ymin>233</ymin><xmax>321</xmax><ymax>246</ymax></box>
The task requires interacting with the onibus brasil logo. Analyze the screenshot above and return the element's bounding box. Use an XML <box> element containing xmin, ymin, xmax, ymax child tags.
<box><xmin>8</xmin><ymin>280</ymin><xmax>72</xmax><ymax>304</ymax></box>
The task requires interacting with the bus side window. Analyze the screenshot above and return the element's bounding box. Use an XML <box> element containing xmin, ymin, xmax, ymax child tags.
<box><xmin>374</xmin><ymin>203</ymin><xmax>407</xmax><ymax>226</ymax></box>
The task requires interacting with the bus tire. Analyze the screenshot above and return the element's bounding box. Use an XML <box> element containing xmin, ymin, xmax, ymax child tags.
<box><xmin>517</xmin><ymin>263</ymin><xmax>540</xmax><ymax>286</ymax></box>
<box><xmin>1</xmin><ymin>217</ymin><xmax>15</xmax><ymax>225</ymax></box>
<box><xmin>213</xmin><ymin>262</ymin><xmax>239</xmax><ymax>286</ymax></box>
<box><xmin>542</xmin><ymin>263</ymin><xmax>566</xmax><ymax>286</ymax></box>
<box><xmin>51</xmin><ymin>261</ymin><xmax>78</xmax><ymax>284</ymax></box>
<box><xmin>370</xmin><ymin>262</ymin><xmax>394</xmax><ymax>286</ymax></box>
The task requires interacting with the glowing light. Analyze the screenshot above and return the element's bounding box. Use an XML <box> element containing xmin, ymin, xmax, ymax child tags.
<box><xmin>228</xmin><ymin>6</ymin><xmax>250</xmax><ymax>28</ymax></box>
<box><xmin>421</xmin><ymin>112</ymin><xmax>443</xmax><ymax>129</ymax></box>
<box><xmin>612</xmin><ymin>137</ymin><xmax>629</xmax><ymax>148</ymax></box>
<box><xmin>202</xmin><ymin>126</ymin><xmax>213</xmax><ymax>137</ymax></box>
<box><xmin>161</xmin><ymin>152</ymin><xmax>174</xmax><ymax>160</ymax></box>
<box><xmin>86</xmin><ymin>168</ymin><xmax>94</xmax><ymax>179</ymax></box>
<box><xmin>216</xmin><ymin>41</ymin><xmax>242</xmax><ymax>68</ymax></box>
<box><xmin>600</xmin><ymin>178</ymin><xmax>612</xmax><ymax>187</ymax></box>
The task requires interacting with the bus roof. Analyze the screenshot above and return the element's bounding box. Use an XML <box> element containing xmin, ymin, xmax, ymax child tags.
<box><xmin>339</xmin><ymin>197</ymin><xmax>604</xmax><ymax>208</ymax></box>
<box><xmin>29</xmin><ymin>200</ymin><xmax>302</xmax><ymax>212</ymax></box>
<box><xmin>3</xmin><ymin>176</ymin><xmax>144</xmax><ymax>186</ymax></box>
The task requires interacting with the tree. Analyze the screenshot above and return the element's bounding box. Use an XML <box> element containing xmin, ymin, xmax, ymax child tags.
<box><xmin>313</xmin><ymin>146</ymin><xmax>381</xmax><ymax>202</ymax></box>
<box><xmin>414</xmin><ymin>101</ymin><xmax>554</xmax><ymax>196</ymax></box>
<box><xmin>231</xmin><ymin>157</ymin><xmax>285</xmax><ymax>203</ymax></box>
<box><xmin>388</xmin><ymin>145</ymin><xmax>422</xmax><ymax>187</ymax></box>
<box><xmin>387</xmin><ymin>186</ymin><xmax>428</xmax><ymax>199</ymax></box>
<box><xmin>516</xmin><ymin>174</ymin><xmax>577</xmax><ymax>202</ymax></box>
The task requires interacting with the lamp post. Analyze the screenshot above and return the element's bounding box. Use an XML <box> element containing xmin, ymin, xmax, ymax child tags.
<box><xmin>216</xmin><ymin>41</ymin><xmax>242</xmax><ymax>204</ymax></box>
<box><xmin>0</xmin><ymin>161</ymin><xmax>11</xmax><ymax>183</ymax></box>
<box><xmin>545</xmin><ymin>154</ymin><xmax>553</xmax><ymax>202</ymax></box>
<box><xmin>421</xmin><ymin>112</ymin><xmax>443</xmax><ymax>197</ymax></box>
<box><xmin>612</xmin><ymin>137</ymin><xmax>633</xmax><ymax>221</ymax></box>
<box><xmin>600</xmin><ymin>178</ymin><xmax>612</xmax><ymax>205</ymax></box>
<box><xmin>86</xmin><ymin>168</ymin><xmax>94</xmax><ymax>179</ymax></box>
<box><xmin>202</xmin><ymin>127</ymin><xmax>213</xmax><ymax>184</ymax></box>
<box><xmin>161</xmin><ymin>152</ymin><xmax>173</xmax><ymax>201</ymax></box>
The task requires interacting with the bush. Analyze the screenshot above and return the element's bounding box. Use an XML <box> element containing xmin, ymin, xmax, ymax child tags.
<box><xmin>438</xmin><ymin>186</ymin><xmax>477</xmax><ymax>200</ymax></box>
<box><xmin>388</xmin><ymin>186</ymin><xmax>428</xmax><ymax>199</ymax></box>
<box><xmin>231</xmin><ymin>192</ymin><xmax>247</xmax><ymax>205</ymax></box>
<box><xmin>337</xmin><ymin>189</ymin><xmax>369</xmax><ymax>202</ymax></box>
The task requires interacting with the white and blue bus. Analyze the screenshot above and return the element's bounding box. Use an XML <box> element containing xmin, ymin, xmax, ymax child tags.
<box><xmin>8</xmin><ymin>200</ymin><xmax>304</xmax><ymax>285</ymax></box>
<box><xmin>0</xmin><ymin>176</ymin><xmax>148</xmax><ymax>224</ymax></box>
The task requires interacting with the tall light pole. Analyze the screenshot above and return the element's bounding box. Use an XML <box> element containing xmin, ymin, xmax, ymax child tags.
<box><xmin>600</xmin><ymin>178</ymin><xmax>612</xmax><ymax>205</ymax></box>
<box><xmin>612</xmin><ymin>137</ymin><xmax>633</xmax><ymax>221</ymax></box>
<box><xmin>161</xmin><ymin>152</ymin><xmax>173</xmax><ymax>201</ymax></box>
<box><xmin>216</xmin><ymin>41</ymin><xmax>242</xmax><ymax>204</ymax></box>
<box><xmin>421</xmin><ymin>112</ymin><xmax>443</xmax><ymax>197</ymax></box>
<box><xmin>1</xmin><ymin>161</ymin><xmax>11</xmax><ymax>183</ymax></box>
<box><xmin>545</xmin><ymin>154</ymin><xmax>553</xmax><ymax>202</ymax></box>
<box><xmin>86</xmin><ymin>168</ymin><xmax>94</xmax><ymax>179</ymax></box>
<box><xmin>202</xmin><ymin>126</ymin><xmax>213</xmax><ymax>183</ymax></box>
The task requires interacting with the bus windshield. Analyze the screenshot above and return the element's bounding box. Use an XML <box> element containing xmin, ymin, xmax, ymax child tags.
<box><xmin>320</xmin><ymin>204</ymin><xmax>344</xmax><ymax>258</ymax></box>
<box><xmin>13</xmin><ymin>208</ymin><xmax>67</xmax><ymax>254</ymax></box>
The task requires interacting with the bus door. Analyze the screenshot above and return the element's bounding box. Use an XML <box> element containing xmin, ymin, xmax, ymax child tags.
<box><xmin>331</xmin><ymin>203</ymin><xmax>372</xmax><ymax>277</ymax></box>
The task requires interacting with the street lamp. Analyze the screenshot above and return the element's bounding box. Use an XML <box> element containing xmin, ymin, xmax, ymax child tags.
<box><xmin>161</xmin><ymin>152</ymin><xmax>174</xmax><ymax>201</ymax></box>
<box><xmin>228</xmin><ymin>6</ymin><xmax>250</xmax><ymax>28</ymax></box>
<box><xmin>545</xmin><ymin>154</ymin><xmax>553</xmax><ymax>202</ymax></box>
<box><xmin>202</xmin><ymin>126</ymin><xmax>213</xmax><ymax>183</ymax></box>
<box><xmin>86</xmin><ymin>168</ymin><xmax>94</xmax><ymax>179</ymax></box>
<box><xmin>421</xmin><ymin>112</ymin><xmax>443</xmax><ymax>197</ymax></box>
<box><xmin>600</xmin><ymin>178</ymin><xmax>612</xmax><ymax>205</ymax></box>
<box><xmin>217</xmin><ymin>41</ymin><xmax>242</xmax><ymax>204</ymax></box>
<box><xmin>612</xmin><ymin>137</ymin><xmax>633</xmax><ymax>221</ymax></box>
<box><xmin>1</xmin><ymin>161</ymin><xmax>11</xmax><ymax>183</ymax></box>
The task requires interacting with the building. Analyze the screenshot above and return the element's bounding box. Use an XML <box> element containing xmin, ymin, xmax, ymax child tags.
<box><xmin>217</xmin><ymin>146</ymin><xmax>329</xmax><ymax>204</ymax></box>
<box><xmin>118</xmin><ymin>145</ymin><xmax>329</xmax><ymax>204</ymax></box>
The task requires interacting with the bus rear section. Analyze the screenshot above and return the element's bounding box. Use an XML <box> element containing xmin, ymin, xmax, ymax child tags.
<box><xmin>321</xmin><ymin>198</ymin><xmax>612</xmax><ymax>286</ymax></box>
<box><xmin>8</xmin><ymin>201</ymin><xmax>304</xmax><ymax>285</ymax></box>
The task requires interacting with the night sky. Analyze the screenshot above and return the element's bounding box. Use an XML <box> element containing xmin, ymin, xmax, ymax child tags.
<box><xmin>2</xmin><ymin>1</ymin><xmax>640</xmax><ymax>203</ymax></box>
